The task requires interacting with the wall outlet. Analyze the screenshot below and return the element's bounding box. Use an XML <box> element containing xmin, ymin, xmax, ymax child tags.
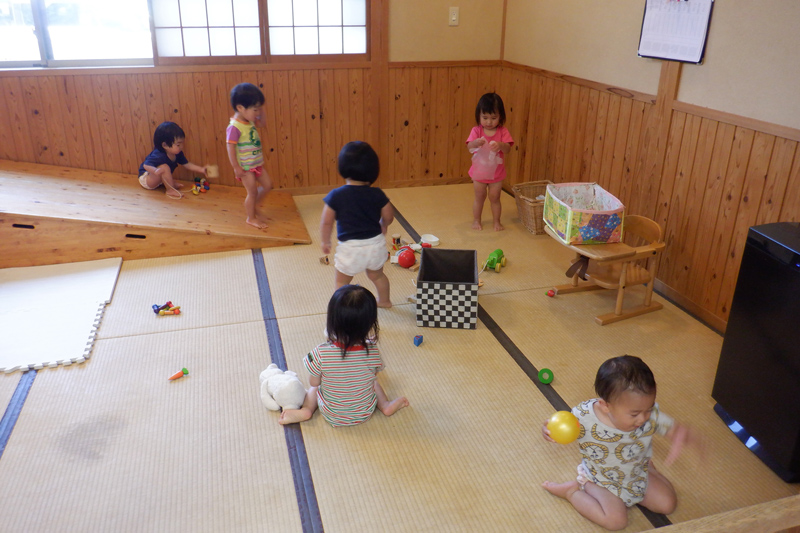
<box><xmin>449</xmin><ymin>7</ymin><xmax>459</xmax><ymax>26</ymax></box>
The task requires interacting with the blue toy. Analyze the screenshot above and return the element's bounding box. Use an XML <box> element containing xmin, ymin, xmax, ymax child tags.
<box><xmin>414</xmin><ymin>335</ymin><xmax>423</xmax><ymax>347</ymax></box>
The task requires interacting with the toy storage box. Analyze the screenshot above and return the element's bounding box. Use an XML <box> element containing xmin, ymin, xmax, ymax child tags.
<box><xmin>543</xmin><ymin>182</ymin><xmax>624</xmax><ymax>245</ymax></box>
<box><xmin>416</xmin><ymin>249</ymin><xmax>478</xmax><ymax>329</ymax></box>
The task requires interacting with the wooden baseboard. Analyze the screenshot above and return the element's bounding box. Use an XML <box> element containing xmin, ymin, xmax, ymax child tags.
<box><xmin>654</xmin><ymin>279</ymin><xmax>727</xmax><ymax>334</ymax></box>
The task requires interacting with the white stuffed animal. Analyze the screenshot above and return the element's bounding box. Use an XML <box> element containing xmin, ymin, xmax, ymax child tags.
<box><xmin>259</xmin><ymin>364</ymin><xmax>307</xmax><ymax>411</ymax></box>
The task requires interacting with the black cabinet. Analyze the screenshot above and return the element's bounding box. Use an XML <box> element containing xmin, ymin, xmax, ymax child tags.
<box><xmin>712</xmin><ymin>222</ymin><xmax>800</xmax><ymax>483</ymax></box>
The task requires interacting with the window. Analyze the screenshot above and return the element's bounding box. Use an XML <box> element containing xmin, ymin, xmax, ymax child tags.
<box><xmin>0</xmin><ymin>0</ymin><xmax>369</xmax><ymax>68</ymax></box>
<box><xmin>267</xmin><ymin>0</ymin><xmax>366</xmax><ymax>55</ymax></box>
<box><xmin>0</xmin><ymin>0</ymin><xmax>152</xmax><ymax>67</ymax></box>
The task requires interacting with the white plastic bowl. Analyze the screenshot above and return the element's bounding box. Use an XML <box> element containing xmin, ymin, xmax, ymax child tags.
<box><xmin>420</xmin><ymin>234</ymin><xmax>440</xmax><ymax>246</ymax></box>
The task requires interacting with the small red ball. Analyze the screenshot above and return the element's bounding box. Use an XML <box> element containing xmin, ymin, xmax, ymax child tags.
<box><xmin>547</xmin><ymin>289</ymin><xmax>555</xmax><ymax>297</ymax></box>
<box><xmin>397</xmin><ymin>249</ymin><xmax>416</xmax><ymax>268</ymax></box>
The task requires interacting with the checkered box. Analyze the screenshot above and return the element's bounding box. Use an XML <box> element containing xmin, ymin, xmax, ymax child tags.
<box><xmin>416</xmin><ymin>249</ymin><xmax>478</xmax><ymax>329</ymax></box>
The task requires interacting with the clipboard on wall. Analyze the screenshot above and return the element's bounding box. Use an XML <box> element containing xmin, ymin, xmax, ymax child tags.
<box><xmin>638</xmin><ymin>0</ymin><xmax>714</xmax><ymax>64</ymax></box>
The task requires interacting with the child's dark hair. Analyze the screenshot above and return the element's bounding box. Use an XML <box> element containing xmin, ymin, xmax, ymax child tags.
<box><xmin>326</xmin><ymin>285</ymin><xmax>379</xmax><ymax>358</ymax></box>
<box><xmin>153</xmin><ymin>121</ymin><xmax>185</xmax><ymax>153</ymax></box>
<box><xmin>595</xmin><ymin>355</ymin><xmax>656</xmax><ymax>402</ymax></box>
<box><xmin>230</xmin><ymin>82</ymin><xmax>265</xmax><ymax>110</ymax></box>
<box><xmin>475</xmin><ymin>92</ymin><xmax>506</xmax><ymax>126</ymax></box>
<box><xmin>338</xmin><ymin>141</ymin><xmax>380</xmax><ymax>184</ymax></box>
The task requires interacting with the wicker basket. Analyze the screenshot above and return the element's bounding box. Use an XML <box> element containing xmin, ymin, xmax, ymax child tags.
<box><xmin>512</xmin><ymin>180</ymin><xmax>553</xmax><ymax>235</ymax></box>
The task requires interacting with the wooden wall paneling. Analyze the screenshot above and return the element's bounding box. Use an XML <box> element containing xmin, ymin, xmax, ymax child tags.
<box><xmin>627</xmin><ymin>102</ymin><xmax>655</xmax><ymax>217</ymax></box>
<box><xmin>39</xmin><ymin>77</ymin><xmax>70</xmax><ymax>167</ymax></box>
<box><xmin>543</xmin><ymin>78</ymin><xmax>563</xmax><ymax>181</ymax></box>
<box><xmin>597</xmin><ymin>93</ymin><xmax>621</xmax><ymax>191</ymax></box>
<box><xmin>446</xmin><ymin>67</ymin><xmax>466</xmax><ymax>181</ymax></box>
<box><xmin>531</xmin><ymin>76</ymin><xmax>553</xmax><ymax>182</ymax></box>
<box><xmin>588</xmin><ymin>91</ymin><xmax>610</xmax><ymax>185</ymax></box>
<box><xmin>715</xmin><ymin>130</ymin><xmax>775</xmax><ymax>320</ymax></box>
<box><xmin>406</xmin><ymin>68</ymin><xmax>426</xmax><ymax>182</ymax></box>
<box><xmin>92</xmin><ymin>75</ymin><xmax>122</xmax><ymax>172</ymax></box>
<box><xmin>559</xmin><ymin>84</ymin><xmax>580</xmax><ymax>185</ymax></box>
<box><xmin>255</xmin><ymin>70</ymin><xmax>280</xmax><ymax>189</ymax></box>
<box><xmin>159</xmin><ymin>73</ymin><xmax>181</xmax><ymax>125</ymax></box>
<box><xmin>0</xmin><ymin>78</ymin><xmax>18</xmax><ymax>160</ymax></box>
<box><xmin>565</xmin><ymin>86</ymin><xmax>589</xmax><ymax>183</ymax></box>
<box><xmin>519</xmin><ymin>73</ymin><xmax>541</xmax><ymax>184</ymax></box>
<box><xmin>461</xmin><ymin>67</ymin><xmax>481</xmax><ymax>180</ymax></box>
<box><xmin>54</xmin><ymin>76</ymin><xmax>87</xmax><ymax>169</ymax></box>
<box><xmin>507</xmin><ymin>67</ymin><xmax>532</xmax><ymax>187</ymax></box>
<box><xmin>208</xmin><ymin>71</ymin><xmax>234</xmax><ymax>186</ymax></box>
<box><xmin>778</xmin><ymin>143</ymin><xmax>800</xmax><ymax>222</ymax></box>
<box><xmin>552</xmin><ymin>80</ymin><xmax>571</xmax><ymax>183</ymax></box>
<box><xmin>670</xmin><ymin>117</ymin><xmax>718</xmax><ymax>295</ymax></box>
<box><xmin>70</xmin><ymin>75</ymin><xmax>102</xmax><ymax>173</ymax></box>
<box><xmin>363</xmin><ymin>68</ymin><xmax>376</xmax><ymax>148</ymax></box>
<box><xmin>287</xmin><ymin>70</ymin><xmax>309</xmax><ymax>188</ymax></box>
<box><xmin>618</xmin><ymin>101</ymin><xmax>647</xmax><ymax>210</ymax></box>
<box><xmin>653</xmin><ymin>111</ymin><xmax>687</xmax><ymax>234</ymax></box>
<box><xmin>607</xmin><ymin>97</ymin><xmax>633</xmax><ymax>198</ymax></box>
<box><xmin>686</xmin><ymin>122</ymin><xmax>735</xmax><ymax>306</ymax></box>
<box><xmin>302</xmin><ymin>69</ymin><xmax>325</xmax><ymax>189</ymax></box>
<box><xmin>391</xmin><ymin>67</ymin><xmax>409</xmax><ymax>183</ymax></box>
<box><xmin>348</xmin><ymin>69</ymin><xmax>366</xmax><ymax>143</ymax></box>
<box><xmin>430</xmin><ymin>68</ymin><xmax>450</xmax><ymax>181</ymax></box>
<box><xmin>755</xmin><ymin>137</ymin><xmax>796</xmax><ymax>225</ymax></box>
<box><xmin>333</xmin><ymin>69</ymin><xmax>352</xmax><ymax>172</ymax></box>
<box><xmin>189</xmin><ymin>72</ymin><xmax>214</xmax><ymax>174</ymax></box>
<box><xmin>108</xmin><ymin>75</ymin><xmax>137</xmax><ymax>176</ymax></box>
<box><xmin>660</xmin><ymin>113</ymin><xmax>700</xmax><ymax>287</ymax></box>
<box><xmin>415</xmin><ymin>68</ymin><xmax>433</xmax><ymax>181</ymax></box>
<box><xmin>318</xmin><ymin>69</ymin><xmax>339</xmax><ymax>187</ymax></box>
<box><xmin>269</xmin><ymin>70</ymin><xmax>295</xmax><ymax>190</ymax></box>
<box><xmin>142</xmin><ymin>73</ymin><xmax>165</xmax><ymax>143</ymax></box>
<box><xmin>127</xmin><ymin>74</ymin><xmax>154</xmax><ymax>176</ymax></box>
<box><xmin>699</xmin><ymin>126</ymin><xmax>754</xmax><ymax>315</ymax></box>
<box><xmin>578</xmin><ymin>88</ymin><xmax>599</xmax><ymax>184</ymax></box>
<box><xmin>18</xmin><ymin>77</ymin><xmax>52</xmax><ymax>165</ymax></box>
<box><xmin>172</xmin><ymin>73</ymin><xmax>198</xmax><ymax>181</ymax></box>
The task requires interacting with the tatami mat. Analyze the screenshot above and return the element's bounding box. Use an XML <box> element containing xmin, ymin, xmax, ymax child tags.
<box><xmin>0</xmin><ymin>322</ymin><xmax>302</xmax><ymax>532</ymax></box>
<box><xmin>1</xmin><ymin>183</ymin><xmax>797</xmax><ymax>533</ymax></box>
<box><xmin>98</xmin><ymin>250</ymin><xmax>264</xmax><ymax>339</ymax></box>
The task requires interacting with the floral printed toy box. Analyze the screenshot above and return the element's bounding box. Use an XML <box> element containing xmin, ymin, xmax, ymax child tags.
<box><xmin>543</xmin><ymin>182</ymin><xmax>624</xmax><ymax>245</ymax></box>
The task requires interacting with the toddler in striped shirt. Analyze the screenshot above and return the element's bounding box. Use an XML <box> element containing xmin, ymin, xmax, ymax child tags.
<box><xmin>279</xmin><ymin>285</ymin><xmax>409</xmax><ymax>426</ymax></box>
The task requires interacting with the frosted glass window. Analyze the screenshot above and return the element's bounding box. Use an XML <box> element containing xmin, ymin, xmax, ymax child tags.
<box><xmin>294</xmin><ymin>27</ymin><xmax>318</xmax><ymax>54</ymax></box>
<box><xmin>318</xmin><ymin>1</ymin><xmax>342</xmax><ymax>26</ymax></box>
<box><xmin>342</xmin><ymin>0</ymin><xmax>365</xmax><ymax>26</ymax></box>
<box><xmin>318</xmin><ymin>27</ymin><xmax>343</xmax><ymax>54</ymax></box>
<box><xmin>342</xmin><ymin>26</ymin><xmax>366</xmax><ymax>54</ymax></box>
<box><xmin>180</xmin><ymin>0</ymin><xmax>208</xmax><ymax>27</ymax></box>
<box><xmin>235</xmin><ymin>27</ymin><xmax>262</xmax><ymax>55</ymax></box>
<box><xmin>183</xmin><ymin>28</ymin><xmax>210</xmax><ymax>56</ymax></box>
<box><xmin>293</xmin><ymin>0</ymin><xmax>317</xmax><ymax>26</ymax></box>
<box><xmin>153</xmin><ymin>0</ymin><xmax>181</xmax><ymax>27</ymax></box>
<box><xmin>233</xmin><ymin>0</ymin><xmax>259</xmax><ymax>26</ymax></box>
<box><xmin>207</xmin><ymin>2</ymin><xmax>234</xmax><ymax>26</ymax></box>
<box><xmin>0</xmin><ymin>1</ymin><xmax>43</xmax><ymax>62</ymax></box>
<box><xmin>267</xmin><ymin>0</ymin><xmax>293</xmax><ymax>26</ymax></box>
<box><xmin>156</xmin><ymin>28</ymin><xmax>185</xmax><ymax>57</ymax></box>
<box><xmin>210</xmin><ymin>28</ymin><xmax>236</xmax><ymax>55</ymax></box>
<box><xmin>269</xmin><ymin>27</ymin><xmax>294</xmax><ymax>54</ymax></box>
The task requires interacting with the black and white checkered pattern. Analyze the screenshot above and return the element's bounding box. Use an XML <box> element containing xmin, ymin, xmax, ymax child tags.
<box><xmin>416</xmin><ymin>282</ymin><xmax>478</xmax><ymax>329</ymax></box>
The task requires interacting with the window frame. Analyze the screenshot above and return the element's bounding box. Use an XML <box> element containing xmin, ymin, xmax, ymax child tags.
<box><xmin>0</xmin><ymin>0</ymin><xmax>371</xmax><ymax>70</ymax></box>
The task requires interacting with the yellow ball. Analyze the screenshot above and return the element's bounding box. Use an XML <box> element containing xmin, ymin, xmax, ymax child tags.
<box><xmin>547</xmin><ymin>411</ymin><xmax>580</xmax><ymax>444</ymax></box>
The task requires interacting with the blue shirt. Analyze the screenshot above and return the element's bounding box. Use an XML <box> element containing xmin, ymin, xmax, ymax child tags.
<box><xmin>138</xmin><ymin>148</ymin><xmax>188</xmax><ymax>176</ymax></box>
<box><xmin>323</xmin><ymin>185</ymin><xmax>390</xmax><ymax>241</ymax></box>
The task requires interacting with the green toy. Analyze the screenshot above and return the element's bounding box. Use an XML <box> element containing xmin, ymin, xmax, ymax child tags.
<box><xmin>484</xmin><ymin>249</ymin><xmax>506</xmax><ymax>273</ymax></box>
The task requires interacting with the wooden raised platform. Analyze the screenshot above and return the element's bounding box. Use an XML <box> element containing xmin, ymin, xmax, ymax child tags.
<box><xmin>0</xmin><ymin>160</ymin><xmax>312</xmax><ymax>268</ymax></box>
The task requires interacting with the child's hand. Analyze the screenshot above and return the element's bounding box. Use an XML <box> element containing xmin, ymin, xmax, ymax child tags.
<box><xmin>664</xmin><ymin>422</ymin><xmax>703</xmax><ymax>466</ymax></box>
<box><xmin>475</xmin><ymin>137</ymin><xmax>487</xmax><ymax>148</ymax></box>
<box><xmin>234</xmin><ymin>166</ymin><xmax>247</xmax><ymax>181</ymax></box>
<box><xmin>488</xmin><ymin>140</ymin><xmax>500</xmax><ymax>152</ymax></box>
<box><xmin>542</xmin><ymin>419</ymin><xmax>556</xmax><ymax>443</ymax></box>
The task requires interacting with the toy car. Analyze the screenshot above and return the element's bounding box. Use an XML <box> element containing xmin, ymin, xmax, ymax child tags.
<box><xmin>485</xmin><ymin>249</ymin><xmax>506</xmax><ymax>272</ymax></box>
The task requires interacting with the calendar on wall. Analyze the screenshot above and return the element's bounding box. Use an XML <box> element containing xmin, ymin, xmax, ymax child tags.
<box><xmin>638</xmin><ymin>0</ymin><xmax>714</xmax><ymax>64</ymax></box>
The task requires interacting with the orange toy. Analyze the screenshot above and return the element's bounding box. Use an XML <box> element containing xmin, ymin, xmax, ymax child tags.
<box><xmin>169</xmin><ymin>368</ymin><xmax>189</xmax><ymax>380</ymax></box>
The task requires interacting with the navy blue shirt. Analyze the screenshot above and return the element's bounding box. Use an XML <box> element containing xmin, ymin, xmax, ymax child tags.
<box><xmin>324</xmin><ymin>185</ymin><xmax>390</xmax><ymax>241</ymax></box>
<box><xmin>138</xmin><ymin>149</ymin><xmax>188</xmax><ymax>176</ymax></box>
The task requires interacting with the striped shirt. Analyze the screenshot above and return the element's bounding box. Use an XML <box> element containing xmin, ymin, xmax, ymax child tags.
<box><xmin>226</xmin><ymin>118</ymin><xmax>264</xmax><ymax>170</ymax></box>
<box><xmin>304</xmin><ymin>341</ymin><xmax>384</xmax><ymax>427</ymax></box>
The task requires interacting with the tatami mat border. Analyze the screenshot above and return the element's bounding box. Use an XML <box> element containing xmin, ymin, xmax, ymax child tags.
<box><xmin>0</xmin><ymin>371</ymin><xmax>35</xmax><ymax>460</ymax></box>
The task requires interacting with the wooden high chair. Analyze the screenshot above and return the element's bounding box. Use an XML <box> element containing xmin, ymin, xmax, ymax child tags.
<box><xmin>547</xmin><ymin>215</ymin><xmax>666</xmax><ymax>325</ymax></box>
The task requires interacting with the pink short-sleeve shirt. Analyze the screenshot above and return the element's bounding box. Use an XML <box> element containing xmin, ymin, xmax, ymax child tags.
<box><xmin>466</xmin><ymin>125</ymin><xmax>515</xmax><ymax>183</ymax></box>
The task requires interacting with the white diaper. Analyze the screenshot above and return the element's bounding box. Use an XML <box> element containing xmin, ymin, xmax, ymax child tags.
<box><xmin>334</xmin><ymin>234</ymin><xmax>388</xmax><ymax>277</ymax></box>
<box><xmin>138</xmin><ymin>172</ymin><xmax>160</xmax><ymax>190</ymax></box>
<box><xmin>577</xmin><ymin>463</ymin><xmax>591</xmax><ymax>490</ymax></box>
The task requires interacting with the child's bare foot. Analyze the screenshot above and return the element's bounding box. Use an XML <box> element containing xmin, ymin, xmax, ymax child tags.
<box><xmin>493</xmin><ymin>222</ymin><xmax>505</xmax><ymax>231</ymax></box>
<box><xmin>246</xmin><ymin>217</ymin><xmax>268</xmax><ymax>229</ymax></box>
<box><xmin>472</xmin><ymin>220</ymin><xmax>483</xmax><ymax>230</ymax></box>
<box><xmin>377</xmin><ymin>300</ymin><xmax>392</xmax><ymax>309</ymax></box>
<box><xmin>379</xmin><ymin>396</ymin><xmax>409</xmax><ymax>417</ymax></box>
<box><xmin>279</xmin><ymin>408</ymin><xmax>313</xmax><ymax>425</ymax></box>
<box><xmin>174</xmin><ymin>182</ymin><xmax>184</xmax><ymax>189</ymax></box>
<box><xmin>166</xmin><ymin>191</ymin><xmax>182</xmax><ymax>199</ymax></box>
<box><xmin>542</xmin><ymin>480</ymin><xmax>580</xmax><ymax>500</ymax></box>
